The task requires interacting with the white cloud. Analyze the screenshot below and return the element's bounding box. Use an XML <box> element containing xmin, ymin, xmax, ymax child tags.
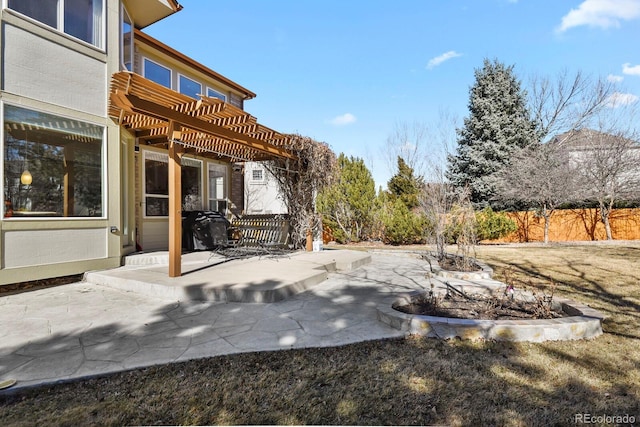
<box><xmin>557</xmin><ymin>0</ymin><xmax>640</xmax><ymax>32</ymax></box>
<box><xmin>606</xmin><ymin>92</ymin><xmax>639</xmax><ymax>108</ymax></box>
<box><xmin>426</xmin><ymin>51</ymin><xmax>463</xmax><ymax>69</ymax></box>
<box><xmin>607</xmin><ymin>74</ymin><xmax>624</xmax><ymax>83</ymax></box>
<box><xmin>622</xmin><ymin>63</ymin><xmax>640</xmax><ymax>76</ymax></box>
<box><xmin>329</xmin><ymin>113</ymin><xmax>357</xmax><ymax>126</ymax></box>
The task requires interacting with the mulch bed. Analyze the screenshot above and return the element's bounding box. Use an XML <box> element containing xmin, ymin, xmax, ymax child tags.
<box><xmin>394</xmin><ymin>292</ymin><xmax>567</xmax><ymax>320</ymax></box>
<box><xmin>0</xmin><ymin>275</ymin><xmax>84</xmax><ymax>296</ymax></box>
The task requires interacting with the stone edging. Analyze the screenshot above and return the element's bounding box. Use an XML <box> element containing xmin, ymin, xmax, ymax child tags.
<box><xmin>377</xmin><ymin>291</ymin><xmax>605</xmax><ymax>342</ymax></box>
<box><xmin>426</xmin><ymin>255</ymin><xmax>494</xmax><ymax>280</ymax></box>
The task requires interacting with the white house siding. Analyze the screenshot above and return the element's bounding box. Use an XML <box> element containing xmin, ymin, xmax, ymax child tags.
<box><xmin>244</xmin><ymin>162</ymin><xmax>287</xmax><ymax>215</ymax></box>
<box><xmin>2</xmin><ymin>21</ymin><xmax>106</xmax><ymax>117</ymax></box>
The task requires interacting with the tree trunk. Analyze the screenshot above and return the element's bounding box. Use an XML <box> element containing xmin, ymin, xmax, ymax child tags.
<box><xmin>542</xmin><ymin>205</ymin><xmax>550</xmax><ymax>244</ymax></box>
<box><xmin>601</xmin><ymin>205</ymin><xmax>613</xmax><ymax>240</ymax></box>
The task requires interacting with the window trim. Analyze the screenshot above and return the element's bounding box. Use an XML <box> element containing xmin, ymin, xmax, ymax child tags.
<box><xmin>207</xmin><ymin>87</ymin><xmax>227</xmax><ymax>102</ymax></box>
<box><xmin>142</xmin><ymin>57</ymin><xmax>172</xmax><ymax>89</ymax></box>
<box><xmin>1</xmin><ymin>101</ymin><xmax>107</xmax><ymax>220</ymax></box>
<box><xmin>178</xmin><ymin>73</ymin><xmax>203</xmax><ymax>99</ymax></box>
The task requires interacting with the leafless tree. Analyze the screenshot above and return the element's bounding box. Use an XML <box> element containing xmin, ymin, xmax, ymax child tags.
<box><xmin>382</xmin><ymin>120</ymin><xmax>431</xmax><ymax>179</ymax></box>
<box><xmin>568</xmin><ymin>124</ymin><xmax>640</xmax><ymax>240</ymax></box>
<box><xmin>495</xmin><ymin>142</ymin><xmax>579</xmax><ymax>244</ymax></box>
<box><xmin>415</xmin><ymin>112</ymin><xmax>465</xmax><ymax>260</ymax></box>
<box><xmin>264</xmin><ymin>134</ymin><xmax>336</xmax><ymax>248</ymax></box>
<box><xmin>528</xmin><ymin>70</ymin><xmax>616</xmax><ymax>141</ymax></box>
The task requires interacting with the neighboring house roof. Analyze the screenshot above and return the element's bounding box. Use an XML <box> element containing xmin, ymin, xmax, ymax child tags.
<box><xmin>126</xmin><ymin>0</ymin><xmax>183</xmax><ymax>29</ymax></box>
<box><xmin>135</xmin><ymin>29</ymin><xmax>256</xmax><ymax>100</ymax></box>
<box><xmin>549</xmin><ymin>129</ymin><xmax>640</xmax><ymax>152</ymax></box>
<box><xmin>550</xmin><ymin>128</ymin><xmax>639</xmax><ymax>150</ymax></box>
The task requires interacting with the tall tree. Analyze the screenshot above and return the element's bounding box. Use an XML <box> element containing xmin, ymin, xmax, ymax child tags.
<box><xmin>447</xmin><ymin>58</ymin><xmax>538</xmax><ymax>207</ymax></box>
<box><xmin>316</xmin><ymin>154</ymin><xmax>376</xmax><ymax>243</ymax></box>
<box><xmin>388</xmin><ymin>156</ymin><xmax>422</xmax><ymax>210</ymax></box>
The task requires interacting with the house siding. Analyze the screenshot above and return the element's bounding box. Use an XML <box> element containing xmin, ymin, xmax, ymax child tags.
<box><xmin>2</xmin><ymin>20</ymin><xmax>106</xmax><ymax>117</ymax></box>
<box><xmin>0</xmin><ymin>1</ymin><xmax>124</xmax><ymax>285</ymax></box>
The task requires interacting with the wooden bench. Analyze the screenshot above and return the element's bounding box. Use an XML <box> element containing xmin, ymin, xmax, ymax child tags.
<box><xmin>229</xmin><ymin>214</ymin><xmax>291</xmax><ymax>249</ymax></box>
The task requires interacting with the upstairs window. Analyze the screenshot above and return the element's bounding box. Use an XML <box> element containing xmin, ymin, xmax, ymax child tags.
<box><xmin>179</xmin><ymin>75</ymin><xmax>202</xmax><ymax>99</ymax></box>
<box><xmin>121</xmin><ymin>5</ymin><xmax>133</xmax><ymax>70</ymax></box>
<box><xmin>143</xmin><ymin>58</ymin><xmax>171</xmax><ymax>88</ymax></box>
<box><xmin>207</xmin><ymin>88</ymin><xmax>227</xmax><ymax>102</ymax></box>
<box><xmin>8</xmin><ymin>0</ymin><xmax>105</xmax><ymax>49</ymax></box>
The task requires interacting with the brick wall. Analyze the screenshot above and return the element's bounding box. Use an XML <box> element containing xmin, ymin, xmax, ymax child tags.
<box><xmin>229</xmin><ymin>163</ymin><xmax>244</xmax><ymax>217</ymax></box>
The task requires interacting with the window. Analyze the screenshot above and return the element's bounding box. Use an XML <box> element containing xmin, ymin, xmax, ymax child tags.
<box><xmin>208</xmin><ymin>163</ymin><xmax>227</xmax><ymax>213</ymax></box>
<box><xmin>143</xmin><ymin>58</ymin><xmax>171</xmax><ymax>89</ymax></box>
<box><xmin>121</xmin><ymin>5</ymin><xmax>133</xmax><ymax>71</ymax></box>
<box><xmin>143</xmin><ymin>151</ymin><xmax>202</xmax><ymax>217</ymax></box>
<box><xmin>3</xmin><ymin>104</ymin><xmax>104</xmax><ymax>218</ymax></box>
<box><xmin>179</xmin><ymin>75</ymin><xmax>202</xmax><ymax>99</ymax></box>
<box><xmin>8</xmin><ymin>0</ymin><xmax>105</xmax><ymax>49</ymax></box>
<box><xmin>252</xmin><ymin>168</ymin><xmax>264</xmax><ymax>182</ymax></box>
<box><xmin>207</xmin><ymin>87</ymin><xmax>227</xmax><ymax>102</ymax></box>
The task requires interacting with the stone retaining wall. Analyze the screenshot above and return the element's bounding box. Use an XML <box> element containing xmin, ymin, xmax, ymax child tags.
<box><xmin>377</xmin><ymin>291</ymin><xmax>605</xmax><ymax>342</ymax></box>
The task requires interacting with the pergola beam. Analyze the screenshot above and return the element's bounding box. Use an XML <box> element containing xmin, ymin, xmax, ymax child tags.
<box><xmin>111</xmin><ymin>90</ymin><xmax>294</xmax><ymax>160</ymax></box>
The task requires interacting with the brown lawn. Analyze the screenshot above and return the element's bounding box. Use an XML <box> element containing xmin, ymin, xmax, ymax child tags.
<box><xmin>1</xmin><ymin>243</ymin><xmax>639</xmax><ymax>426</ymax></box>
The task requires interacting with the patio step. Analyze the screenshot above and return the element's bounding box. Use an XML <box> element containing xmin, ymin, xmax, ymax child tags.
<box><xmin>84</xmin><ymin>249</ymin><xmax>371</xmax><ymax>303</ymax></box>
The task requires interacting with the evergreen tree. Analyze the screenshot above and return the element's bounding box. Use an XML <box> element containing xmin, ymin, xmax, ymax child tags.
<box><xmin>316</xmin><ymin>153</ymin><xmax>376</xmax><ymax>243</ymax></box>
<box><xmin>387</xmin><ymin>156</ymin><xmax>423</xmax><ymax>209</ymax></box>
<box><xmin>447</xmin><ymin>58</ymin><xmax>538</xmax><ymax>207</ymax></box>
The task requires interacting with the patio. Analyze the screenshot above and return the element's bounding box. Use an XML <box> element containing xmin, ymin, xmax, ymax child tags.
<box><xmin>85</xmin><ymin>249</ymin><xmax>372</xmax><ymax>303</ymax></box>
<box><xmin>0</xmin><ymin>250</ymin><xmax>431</xmax><ymax>390</ymax></box>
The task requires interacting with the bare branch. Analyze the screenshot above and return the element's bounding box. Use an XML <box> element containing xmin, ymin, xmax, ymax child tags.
<box><xmin>528</xmin><ymin>70</ymin><xmax>616</xmax><ymax>140</ymax></box>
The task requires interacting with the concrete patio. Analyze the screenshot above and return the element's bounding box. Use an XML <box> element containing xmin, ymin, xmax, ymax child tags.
<box><xmin>0</xmin><ymin>250</ymin><xmax>432</xmax><ymax>390</ymax></box>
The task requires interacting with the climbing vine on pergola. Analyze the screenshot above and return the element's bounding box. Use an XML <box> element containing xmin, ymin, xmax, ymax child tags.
<box><xmin>264</xmin><ymin>134</ymin><xmax>336</xmax><ymax>249</ymax></box>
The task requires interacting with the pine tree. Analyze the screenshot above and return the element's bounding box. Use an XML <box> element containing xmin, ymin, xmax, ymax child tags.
<box><xmin>387</xmin><ymin>157</ymin><xmax>423</xmax><ymax>210</ymax></box>
<box><xmin>447</xmin><ymin>58</ymin><xmax>538</xmax><ymax>207</ymax></box>
<box><xmin>316</xmin><ymin>153</ymin><xmax>376</xmax><ymax>243</ymax></box>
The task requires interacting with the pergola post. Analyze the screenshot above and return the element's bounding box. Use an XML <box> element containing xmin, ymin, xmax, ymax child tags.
<box><xmin>168</xmin><ymin>121</ymin><xmax>183</xmax><ymax>277</ymax></box>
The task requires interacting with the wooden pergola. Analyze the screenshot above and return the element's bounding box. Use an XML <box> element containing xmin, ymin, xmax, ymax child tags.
<box><xmin>108</xmin><ymin>71</ymin><xmax>295</xmax><ymax>277</ymax></box>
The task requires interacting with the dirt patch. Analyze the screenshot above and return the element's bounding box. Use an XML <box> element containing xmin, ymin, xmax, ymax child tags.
<box><xmin>0</xmin><ymin>275</ymin><xmax>84</xmax><ymax>297</ymax></box>
<box><xmin>394</xmin><ymin>292</ymin><xmax>567</xmax><ymax>320</ymax></box>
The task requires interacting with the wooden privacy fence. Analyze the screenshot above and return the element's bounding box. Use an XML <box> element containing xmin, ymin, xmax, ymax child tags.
<box><xmin>487</xmin><ymin>208</ymin><xmax>640</xmax><ymax>243</ymax></box>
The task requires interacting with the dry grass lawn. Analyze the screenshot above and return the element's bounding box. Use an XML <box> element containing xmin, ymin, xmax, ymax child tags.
<box><xmin>1</xmin><ymin>243</ymin><xmax>639</xmax><ymax>426</ymax></box>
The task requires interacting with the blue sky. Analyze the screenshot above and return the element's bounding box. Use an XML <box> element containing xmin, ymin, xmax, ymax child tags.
<box><xmin>146</xmin><ymin>0</ymin><xmax>640</xmax><ymax>188</ymax></box>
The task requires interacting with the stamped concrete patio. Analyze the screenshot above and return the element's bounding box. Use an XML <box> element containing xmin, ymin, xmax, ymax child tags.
<box><xmin>0</xmin><ymin>250</ymin><xmax>431</xmax><ymax>390</ymax></box>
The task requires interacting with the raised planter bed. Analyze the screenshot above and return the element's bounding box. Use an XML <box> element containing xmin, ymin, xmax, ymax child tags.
<box><xmin>377</xmin><ymin>290</ymin><xmax>605</xmax><ymax>342</ymax></box>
